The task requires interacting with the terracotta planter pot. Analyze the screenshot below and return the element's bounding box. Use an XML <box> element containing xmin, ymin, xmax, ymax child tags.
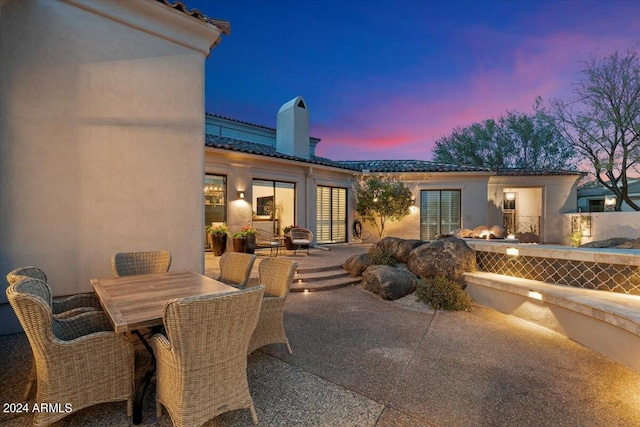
<box><xmin>232</xmin><ymin>238</ymin><xmax>246</xmax><ymax>253</ymax></box>
<box><xmin>211</xmin><ymin>234</ymin><xmax>227</xmax><ymax>256</ymax></box>
<box><xmin>245</xmin><ymin>234</ymin><xmax>256</xmax><ymax>254</ymax></box>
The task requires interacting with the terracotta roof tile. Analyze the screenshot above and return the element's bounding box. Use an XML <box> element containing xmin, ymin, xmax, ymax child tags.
<box><xmin>336</xmin><ymin>160</ymin><xmax>492</xmax><ymax>173</ymax></box>
<box><xmin>156</xmin><ymin>0</ymin><xmax>231</xmax><ymax>34</ymax></box>
<box><xmin>495</xmin><ymin>168</ymin><xmax>583</xmax><ymax>176</ymax></box>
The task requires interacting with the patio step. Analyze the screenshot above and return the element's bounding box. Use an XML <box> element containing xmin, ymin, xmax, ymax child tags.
<box><xmin>290</xmin><ymin>265</ymin><xmax>360</xmax><ymax>292</ymax></box>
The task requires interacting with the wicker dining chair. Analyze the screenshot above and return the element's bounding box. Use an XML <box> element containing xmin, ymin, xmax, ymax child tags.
<box><xmin>289</xmin><ymin>227</ymin><xmax>313</xmax><ymax>255</ymax></box>
<box><xmin>247</xmin><ymin>258</ymin><xmax>297</xmax><ymax>354</ymax></box>
<box><xmin>217</xmin><ymin>252</ymin><xmax>256</xmax><ymax>288</ymax></box>
<box><xmin>111</xmin><ymin>250</ymin><xmax>172</xmax><ymax>277</ymax></box>
<box><xmin>6</xmin><ymin>278</ymin><xmax>135</xmax><ymax>426</ymax></box>
<box><xmin>6</xmin><ymin>266</ymin><xmax>103</xmax><ymax>400</ymax></box>
<box><xmin>152</xmin><ymin>286</ymin><xmax>265</xmax><ymax>427</ymax></box>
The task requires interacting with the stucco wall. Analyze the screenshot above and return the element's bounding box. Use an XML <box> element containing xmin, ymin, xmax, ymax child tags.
<box><xmin>563</xmin><ymin>212</ymin><xmax>640</xmax><ymax>246</ymax></box>
<box><xmin>0</xmin><ymin>0</ymin><xmax>217</xmax><ymax>334</ymax></box>
<box><xmin>364</xmin><ymin>173</ymin><xmax>491</xmax><ymax>242</ymax></box>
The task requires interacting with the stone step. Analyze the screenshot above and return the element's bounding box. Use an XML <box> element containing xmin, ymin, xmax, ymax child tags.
<box><xmin>290</xmin><ymin>275</ymin><xmax>361</xmax><ymax>293</ymax></box>
<box><xmin>294</xmin><ymin>270</ymin><xmax>350</xmax><ymax>283</ymax></box>
<box><xmin>296</xmin><ymin>264</ymin><xmax>344</xmax><ymax>274</ymax></box>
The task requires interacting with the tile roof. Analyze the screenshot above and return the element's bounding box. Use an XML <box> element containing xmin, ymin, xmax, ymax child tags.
<box><xmin>206</xmin><ymin>113</ymin><xmax>321</xmax><ymax>142</ymax></box>
<box><xmin>156</xmin><ymin>0</ymin><xmax>231</xmax><ymax>34</ymax></box>
<box><xmin>495</xmin><ymin>168</ymin><xmax>583</xmax><ymax>176</ymax></box>
<box><xmin>205</xmin><ymin>135</ymin><xmax>352</xmax><ymax>170</ymax></box>
<box><xmin>336</xmin><ymin>160</ymin><xmax>492</xmax><ymax>173</ymax></box>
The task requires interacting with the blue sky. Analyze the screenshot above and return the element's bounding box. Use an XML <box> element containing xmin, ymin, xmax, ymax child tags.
<box><xmin>187</xmin><ymin>0</ymin><xmax>639</xmax><ymax>161</ymax></box>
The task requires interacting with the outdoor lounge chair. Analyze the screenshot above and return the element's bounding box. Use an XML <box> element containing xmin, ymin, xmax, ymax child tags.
<box><xmin>7</xmin><ymin>278</ymin><xmax>134</xmax><ymax>426</ymax></box>
<box><xmin>152</xmin><ymin>286</ymin><xmax>265</xmax><ymax>427</ymax></box>
<box><xmin>217</xmin><ymin>252</ymin><xmax>256</xmax><ymax>287</ymax></box>
<box><xmin>288</xmin><ymin>227</ymin><xmax>313</xmax><ymax>254</ymax></box>
<box><xmin>6</xmin><ymin>266</ymin><xmax>103</xmax><ymax>400</ymax></box>
<box><xmin>255</xmin><ymin>228</ymin><xmax>282</xmax><ymax>256</ymax></box>
<box><xmin>111</xmin><ymin>250</ymin><xmax>172</xmax><ymax>277</ymax></box>
<box><xmin>247</xmin><ymin>258</ymin><xmax>297</xmax><ymax>354</ymax></box>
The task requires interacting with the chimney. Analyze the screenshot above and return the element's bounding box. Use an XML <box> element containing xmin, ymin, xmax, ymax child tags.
<box><xmin>276</xmin><ymin>96</ymin><xmax>310</xmax><ymax>159</ymax></box>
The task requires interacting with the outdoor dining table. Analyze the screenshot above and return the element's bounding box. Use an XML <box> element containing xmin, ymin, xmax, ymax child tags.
<box><xmin>91</xmin><ymin>270</ymin><xmax>238</xmax><ymax>424</ymax></box>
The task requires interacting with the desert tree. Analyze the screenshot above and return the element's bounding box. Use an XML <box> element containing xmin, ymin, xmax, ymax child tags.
<box><xmin>552</xmin><ymin>47</ymin><xmax>640</xmax><ymax>211</ymax></box>
<box><xmin>432</xmin><ymin>98</ymin><xmax>576</xmax><ymax>170</ymax></box>
<box><xmin>354</xmin><ymin>174</ymin><xmax>413</xmax><ymax>238</ymax></box>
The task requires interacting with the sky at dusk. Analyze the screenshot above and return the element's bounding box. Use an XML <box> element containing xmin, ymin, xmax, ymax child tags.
<box><xmin>188</xmin><ymin>0</ymin><xmax>640</xmax><ymax>161</ymax></box>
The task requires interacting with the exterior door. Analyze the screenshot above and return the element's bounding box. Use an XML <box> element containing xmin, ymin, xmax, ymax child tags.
<box><xmin>317</xmin><ymin>186</ymin><xmax>347</xmax><ymax>243</ymax></box>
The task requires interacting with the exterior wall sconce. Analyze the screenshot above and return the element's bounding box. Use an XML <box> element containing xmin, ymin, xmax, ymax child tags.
<box><xmin>504</xmin><ymin>192</ymin><xmax>516</xmax><ymax>201</ymax></box>
<box><xmin>237</xmin><ymin>191</ymin><xmax>245</xmax><ymax>200</ymax></box>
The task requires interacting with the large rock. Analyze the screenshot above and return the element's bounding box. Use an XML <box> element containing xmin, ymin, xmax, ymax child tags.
<box><xmin>580</xmin><ymin>238</ymin><xmax>640</xmax><ymax>249</ymax></box>
<box><xmin>407</xmin><ymin>237</ymin><xmax>476</xmax><ymax>285</ymax></box>
<box><xmin>343</xmin><ymin>253</ymin><xmax>372</xmax><ymax>277</ymax></box>
<box><xmin>362</xmin><ymin>265</ymin><xmax>418</xmax><ymax>300</ymax></box>
<box><xmin>370</xmin><ymin>237</ymin><xmax>426</xmax><ymax>263</ymax></box>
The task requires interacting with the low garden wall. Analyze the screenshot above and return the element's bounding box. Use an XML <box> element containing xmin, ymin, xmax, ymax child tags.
<box><xmin>465</xmin><ymin>240</ymin><xmax>640</xmax><ymax>296</ymax></box>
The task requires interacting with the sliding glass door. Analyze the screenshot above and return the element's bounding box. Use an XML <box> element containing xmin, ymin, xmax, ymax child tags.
<box><xmin>420</xmin><ymin>190</ymin><xmax>461</xmax><ymax>240</ymax></box>
<box><xmin>317</xmin><ymin>186</ymin><xmax>347</xmax><ymax>243</ymax></box>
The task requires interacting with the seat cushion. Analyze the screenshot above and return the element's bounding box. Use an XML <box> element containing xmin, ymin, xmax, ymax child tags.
<box><xmin>292</xmin><ymin>239</ymin><xmax>311</xmax><ymax>245</ymax></box>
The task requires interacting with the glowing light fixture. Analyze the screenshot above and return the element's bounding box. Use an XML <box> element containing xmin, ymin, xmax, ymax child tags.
<box><xmin>506</xmin><ymin>234</ymin><xmax>516</xmax><ymax>240</ymax></box>
<box><xmin>528</xmin><ymin>290</ymin><xmax>543</xmax><ymax>301</ymax></box>
<box><xmin>504</xmin><ymin>192</ymin><xmax>516</xmax><ymax>201</ymax></box>
<box><xmin>237</xmin><ymin>191</ymin><xmax>245</xmax><ymax>200</ymax></box>
<box><xmin>506</xmin><ymin>247</ymin><xmax>519</xmax><ymax>256</ymax></box>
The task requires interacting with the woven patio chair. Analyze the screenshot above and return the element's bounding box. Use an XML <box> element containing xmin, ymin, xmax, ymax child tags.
<box><xmin>217</xmin><ymin>252</ymin><xmax>256</xmax><ymax>288</ymax></box>
<box><xmin>6</xmin><ymin>266</ymin><xmax>103</xmax><ymax>400</ymax></box>
<box><xmin>152</xmin><ymin>286</ymin><xmax>265</xmax><ymax>427</ymax></box>
<box><xmin>7</xmin><ymin>278</ymin><xmax>134</xmax><ymax>426</ymax></box>
<box><xmin>111</xmin><ymin>250</ymin><xmax>172</xmax><ymax>277</ymax></box>
<box><xmin>247</xmin><ymin>258</ymin><xmax>297</xmax><ymax>354</ymax></box>
<box><xmin>289</xmin><ymin>227</ymin><xmax>313</xmax><ymax>255</ymax></box>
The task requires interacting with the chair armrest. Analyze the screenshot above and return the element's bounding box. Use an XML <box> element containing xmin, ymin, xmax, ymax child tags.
<box><xmin>52</xmin><ymin>293</ymin><xmax>102</xmax><ymax>313</ymax></box>
<box><xmin>151</xmin><ymin>332</ymin><xmax>171</xmax><ymax>352</ymax></box>
<box><xmin>53</xmin><ymin>311</ymin><xmax>112</xmax><ymax>341</ymax></box>
<box><xmin>245</xmin><ymin>278</ymin><xmax>260</xmax><ymax>288</ymax></box>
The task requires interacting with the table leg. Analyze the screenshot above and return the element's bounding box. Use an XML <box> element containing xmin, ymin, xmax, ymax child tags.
<box><xmin>132</xmin><ymin>329</ymin><xmax>158</xmax><ymax>424</ymax></box>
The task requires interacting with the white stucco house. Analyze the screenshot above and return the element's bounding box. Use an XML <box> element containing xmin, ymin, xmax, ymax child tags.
<box><xmin>204</xmin><ymin>96</ymin><xmax>582</xmax><ymax>248</ymax></box>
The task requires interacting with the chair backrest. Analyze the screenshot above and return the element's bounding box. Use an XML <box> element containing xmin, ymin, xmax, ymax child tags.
<box><xmin>111</xmin><ymin>250</ymin><xmax>172</xmax><ymax>277</ymax></box>
<box><xmin>258</xmin><ymin>258</ymin><xmax>297</xmax><ymax>298</ymax></box>
<box><xmin>289</xmin><ymin>227</ymin><xmax>313</xmax><ymax>241</ymax></box>
<box><xmin>219</xmin><ymin>252</ymin><xmax>256</xmax><ymax>287</ymax></box>
<box><xmin>6</xmin><ymin>266</ymin><xmax>48</xmax><ymax>286</ymax></box>
<box><xmin>255</xmin><ymin>229</ymin><xmax>279</xmax><ymax>246</ymax></box>
<box><xmin>7</xmin><ymin>278</ymin><xmax>55</xmax><ymax>354</ymax></box>
<box><xmin>162</xmin><ymin>286</ymin><xmax>265</xmax><ymax>365</ymax></box>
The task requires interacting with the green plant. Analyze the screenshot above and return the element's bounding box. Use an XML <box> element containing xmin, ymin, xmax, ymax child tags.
<box><xmin>206</xmin><ymin>223</ymin><xmax>228</xmax><ymax>236</ymax></box>
<box><xmin>233</xmin><ymin>231</ymin><xmax>246</xmax><ymax>238</ymax></box>
<box><xmin>354</xmin><ymin>174</ymin><xmax>413</xmax><ymax>238</ymax></box>
<box><xmin>569</xmin><ymin>229</ymin><xmax>583</xmax><ymax>247</ymax></box>
<box><xmin>416</xmin><ymin>275</ymin><xmax>474</xmax><ymax>312</ymax></box>
<box><xmin>283</xmin><ymin>225</ymin><xmax>297</xmax><ymax>235</ymax></box>
<box><xmin>241</xmin><ymin>225</ymin><xmax>257</xmax><ymax>236</ymax></box>
<box><xmin>368</xmin><ymin>246</ymin><xmax>397</xmax><ymax>267</ymax></box>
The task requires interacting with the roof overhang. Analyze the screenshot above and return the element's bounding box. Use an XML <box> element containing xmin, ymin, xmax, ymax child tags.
<box><xmin>63</xmin><ymin>0</ymin><xmax>229</xmax><ymax>56</ymax></box>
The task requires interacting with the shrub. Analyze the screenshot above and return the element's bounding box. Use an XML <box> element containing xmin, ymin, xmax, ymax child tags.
<box><xmin>416</xmin><ymin>275</ymin><xmax>474</xmax><ymax>312</ymax></box>
<box><xmin>368</xmin><ymin>246</ymin><xmax>397</xmax><ymax>267</ymax></box>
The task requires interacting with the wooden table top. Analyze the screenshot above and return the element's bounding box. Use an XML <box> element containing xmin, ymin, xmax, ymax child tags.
<box><xmin>91</xmin><ymin>270</ymin><xmax>237</xmax><ymax>333</ymax></box>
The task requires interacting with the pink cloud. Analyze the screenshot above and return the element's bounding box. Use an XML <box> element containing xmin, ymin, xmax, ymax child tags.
<box><xmin>315</xmin><ymin>29</ymin><xmax>635</xmax><ymax>162</ymax></box>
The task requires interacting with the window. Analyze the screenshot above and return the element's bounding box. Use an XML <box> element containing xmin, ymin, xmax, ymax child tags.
<box><xmin>420</xmin><ymin>190</ymin><xmax>461</xmax><ymax>240</ymax></box>
<box><xmin>317</xmin><ymin>186</ymin><xmax>347</xmax><ymax>243</ymax></box>
<box><xmin>204</xmin><ymin>175</ymin><xmax>226</xmax><ymax>225</ymax></box>
<box><xmin>252</xmin><ymin>180</ymin><xmax>295</xmax><ymax>235</ymax></box>
<box><xmin>588</xmin><ymin>199</ymin><xmax>604</xmax><ymax>212</ymax></box>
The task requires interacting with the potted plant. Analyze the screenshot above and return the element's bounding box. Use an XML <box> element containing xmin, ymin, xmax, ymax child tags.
<box><xmin>206</xmin><ymin>223</ymin><xmax>228</xmax><ymax>256</ymax></box>
<box><xmin>283</xmin><ymin>225</ymin><xmax>297</xmax><ymax>250</ymax></box>
<box><xmin>242</xmin><ymin>225</ymin><xmax>257</xmax><ymax>254</ymax></box>
<box><xmin>232</xmin><ymin>230</ymin><xmax>246</xmax><ymax>252</ymax></box>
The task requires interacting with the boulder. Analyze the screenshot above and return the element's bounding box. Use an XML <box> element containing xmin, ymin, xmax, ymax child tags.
<box><xmin>489</xmin><ymin>225</ymin><xmax>506</xmax><ymax>239</ymax></box>
<box><xmin>515</xmin><ymin>232</ymin><xmax>539</xmax><ymax>243</ymax></box>
<box><xmin>580</xmin><ymin>238</ymin><xmax>640</xmax><ymax>249</ymax></box>
<box><xmin>343</xmin><ymin>253</ymin><xmax>372</xmax><ymax>277</ymax></box>
<box><xmin>455</xmin><ymin>228</ymin><xmax>473</xmax><ymax>238</ymax></box>
<box><xmin>370</xmin><ymin>237</ymin><xmax>402</xmax><ymax>256</ymax></box>
<box><xmin>362</xmin><ymin>265</ymin><xmax>418</xmax><ymax>300</ymax></box>
<box><xmin>407</xmin><ymin>237</ymin><xmax>476</xmax><ymax>285</ymax></box>
<box><xmin>395</xmin><ymin>239</ymin><xmax>427</xmax><ymax>263</ymax></box>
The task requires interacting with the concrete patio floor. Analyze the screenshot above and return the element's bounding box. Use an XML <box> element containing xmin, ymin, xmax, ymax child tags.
<box><xmin>3</xmin><ymin>244</ymin><xmax>640</xmax><ymax>426</ymax></box>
